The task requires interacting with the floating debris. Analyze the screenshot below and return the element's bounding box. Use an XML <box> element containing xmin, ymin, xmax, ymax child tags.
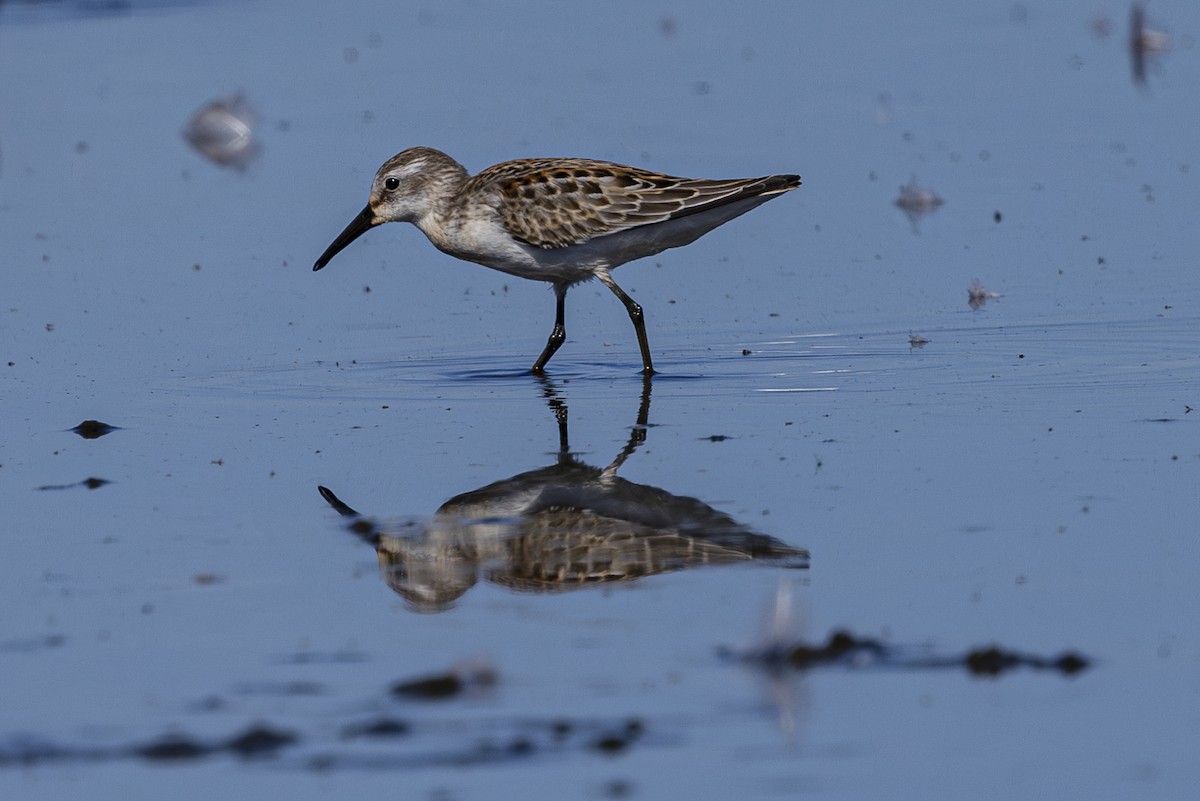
<box><xmin>3</xmin><ymin>1</ymin><xmax>207</xmax><ymax>23</ymax></box>
<box><xmin>0</xmin><ymin>685</ymin><xmax>652</xmax><ymax>769</ymax></box>
<box><xmin>340</xmin><ymin>717</ymin><xmax>411</xmax><ymax>740</ymax></box>
<box><xmin>1130</xmin><ymin>3</ymin><xmax>1170</xmax><ymax>87</ymax></box>
<box><xmin>36</xmin><ymin>477</ymin><xmax>110</xmax><ymax>491</ymax></box>
<box><xmin>895</xmin><ymin>177</ymin><xmax>944</xmax><ymax>228</ymax></box>
<box><xmin>225</xmin><ymin>724</ymin><xmax>298</xmax><ymax>758</ymax></box>
<box><xmin>391</xmin><ymin>661</ymin><xmax>497</xmax><ymax>700</ymax></box>
<box><xmin>896</xmin><ymin>179</ymin><xmax>944</xmax><ymax>213</ymax></box>
<box><xmin>734</xmin><ymin>627</ymin><xmax>1089</xmax><ymax>679</ymax></box>
<box><xmin>0</xmin><ymin>634</ymin><xmax>66</xmax><ymax>654</ymax></box>
<box><xmin>1091</xmin><ymin>15</ymin><xmax>1114</xmax><ymax>39</ymax></box>
<box><xmin>133</xmin><ymin>723</ymin><xmax>296</xmax><ymax>762</ymax></box>
<box><xmin>729</xmin><ymin>582</ymin><xmax>1089</xmax><ymax>680</ymax></box>
<box><xmin>391</xmin><ymin>673</ymin><xmax>463</xmax><ymax>700</ymax></box>
<box><xmin>968</xmin><ymin>280</ymin><xmax>1002</xmax><ymax>310</ymax></box>
<box><xmin>783</xmin><ymin>630</ymin><xmax>886</xmax><ymax>669</ymax></box>
<box><xmin>964</xmin><ymin>646</ymin><xmax>1089</xmax><ymax>677</ymax></box>
<box><xmin>270</xmin><ymin>649</ymin><xmax>369</xmax><ymax>665</ymax></box>
<box><xmin>135</xmin><ymin>734</ymin><xmax>212</xmax><ymax>761</ymax></box>
<box><xmin>71</xmin><ymin>419</ymin><xmax>118</xmax><ymax>439</ymax></box>
<box><xmin>231</xmin><ymin>681</ymin><xmax>324</xmax><ymax>697</ymax></box>
<box><xmin>591</xmin><ymin>719</ymin><xmax>644</xmax><ymax>755</ymax></box>
<box><xmin>183</xmin><ymin>94</ymin><xmax>260</xmax><ymax>169</ymax></box>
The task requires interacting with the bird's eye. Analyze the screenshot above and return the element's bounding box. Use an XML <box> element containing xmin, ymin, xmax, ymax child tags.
<box><xmin>384</xmin><ymin>176</ymin><xmax>400</xmax><ymax>191</ymax></box>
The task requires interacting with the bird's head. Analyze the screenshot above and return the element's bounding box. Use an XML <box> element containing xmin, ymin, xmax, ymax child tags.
<box><xmin>313</xmin><ymin>147</ymin><xmax>466</xmax><ymax>271</ymax></box>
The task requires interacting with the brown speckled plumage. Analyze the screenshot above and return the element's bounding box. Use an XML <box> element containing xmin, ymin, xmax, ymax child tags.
<box><xmin>468</xmin><ymin>158</ymin><xmax>797</xmax><ymax>249</ymax></box>
<box><xmin>314</xmin><ymin>147</ymin><xmax>800</xmax><ymax>374</ymax></box>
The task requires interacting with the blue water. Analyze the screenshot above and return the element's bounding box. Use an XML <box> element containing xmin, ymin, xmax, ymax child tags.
<box><xmin>2</xmin><ymin>1</ymin><xmax>1199</xmax><ymax>798</ymax></box>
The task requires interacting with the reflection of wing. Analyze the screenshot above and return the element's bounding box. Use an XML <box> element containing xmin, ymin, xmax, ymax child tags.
<box><xmin>491</xmin><ymin>507</ymin><xmax>803</xmax><ymax>592</ymax></box>
<box><xmin>440</xmin><ymin>461</ymin><xmax>793</xmax><ymax>546</ymax></box>
<box><xmin>439</xmin><ymin>460</ymin><xmax>808</xmax><ymax>594</ymax></box>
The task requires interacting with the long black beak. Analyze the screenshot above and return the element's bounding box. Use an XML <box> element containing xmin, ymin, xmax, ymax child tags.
<box><xmin>313</xmin><ymin>206</ymin><xmax>376</xmax><ymax>271</ymax></box>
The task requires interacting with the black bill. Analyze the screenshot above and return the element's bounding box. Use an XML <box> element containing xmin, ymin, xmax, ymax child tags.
<box><xmin>313</xmin><ymin>206</ymin><xmax>376</xmax><ymax>271</ymax></box>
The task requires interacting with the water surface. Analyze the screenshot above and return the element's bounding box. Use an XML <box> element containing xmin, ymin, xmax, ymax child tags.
<box><xmin>2</xmin><ymin>1</ymin><xmax>1198</xmax><ymax>798</ymax></box>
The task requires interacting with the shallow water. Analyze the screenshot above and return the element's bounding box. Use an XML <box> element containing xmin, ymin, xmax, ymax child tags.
<box><xmin>2</xmin><ymin>1</ymin><xmax>1199</xmax><ymax>798</ymax></box>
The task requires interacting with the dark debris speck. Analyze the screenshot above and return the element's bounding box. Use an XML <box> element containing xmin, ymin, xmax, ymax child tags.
<box><xmin>341</xmin><ymin>718</ymin><xmax>411</xmax><ymax>739</ymax></box>
<box><xmin>135</xmin><ymin>735</ymin><xmax>211</xmax><ymax>761</ymax></box>
<box><xmin>72</xmin><ymin>420</ymin><xmax>117</xmax><ymax>439</ymax></box>
<box><xmin>391</xmin><ymin>673</ymin><xmax>463</xmax><ymax>700</ymax></box>
<box><xmin>225</xmin><ymin>724</ymin><xmax>298</xmax><ymax>757</ymax></box>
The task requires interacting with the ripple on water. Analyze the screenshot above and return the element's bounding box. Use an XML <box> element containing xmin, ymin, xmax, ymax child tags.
<box><xmin>170</xmin><ymin>314</ymin><xmax>1198</xmax><ymax>408</ymax></box>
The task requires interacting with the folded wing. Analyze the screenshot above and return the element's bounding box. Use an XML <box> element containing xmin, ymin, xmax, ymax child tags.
<box><xmin>470</xmin><ymin>158</ymin><xmax>800</xmax><ymax>250</ymax></box>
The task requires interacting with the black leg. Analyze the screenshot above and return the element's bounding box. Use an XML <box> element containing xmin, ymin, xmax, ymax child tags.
<box><xmin>597</xmin><ymin>271</ymin><xmax>654</xmax><ymax>375</ymax></box>
<box><xmin>532</xmin><ymin>283</ymin><xmax>568</xmax><ymax>374</ymax></box>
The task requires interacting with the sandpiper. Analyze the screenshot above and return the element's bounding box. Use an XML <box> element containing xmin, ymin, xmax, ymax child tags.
<box><xmin>314</xmin><ymin>147</ymin><xmax>800</xmax><ymax>374</ymax></box>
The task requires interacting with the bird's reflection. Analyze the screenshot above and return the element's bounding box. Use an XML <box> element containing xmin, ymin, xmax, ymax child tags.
<box><xmin>318</xmin><ymin>376</ymin><xmax>808</xmax><ymax>612</ymax></box>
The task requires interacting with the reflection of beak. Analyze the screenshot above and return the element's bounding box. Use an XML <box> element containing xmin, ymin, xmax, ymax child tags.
<box><xmin>313</xmin><ymin>206</ymin><xmax>375</xmax><ymax>271</ymax></box>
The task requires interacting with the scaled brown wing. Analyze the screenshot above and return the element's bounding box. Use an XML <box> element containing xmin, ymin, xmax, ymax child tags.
<box><xmin>468</xmin><ymin>158</ymin><xmax>796</xmax><ymax>250</ymax></box>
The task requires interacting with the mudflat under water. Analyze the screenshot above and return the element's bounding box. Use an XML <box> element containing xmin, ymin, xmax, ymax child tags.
<box><xmin>2</xmin><ymin>1</ymin><xmax>1198</xmax><ymax>799</ymax></box>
